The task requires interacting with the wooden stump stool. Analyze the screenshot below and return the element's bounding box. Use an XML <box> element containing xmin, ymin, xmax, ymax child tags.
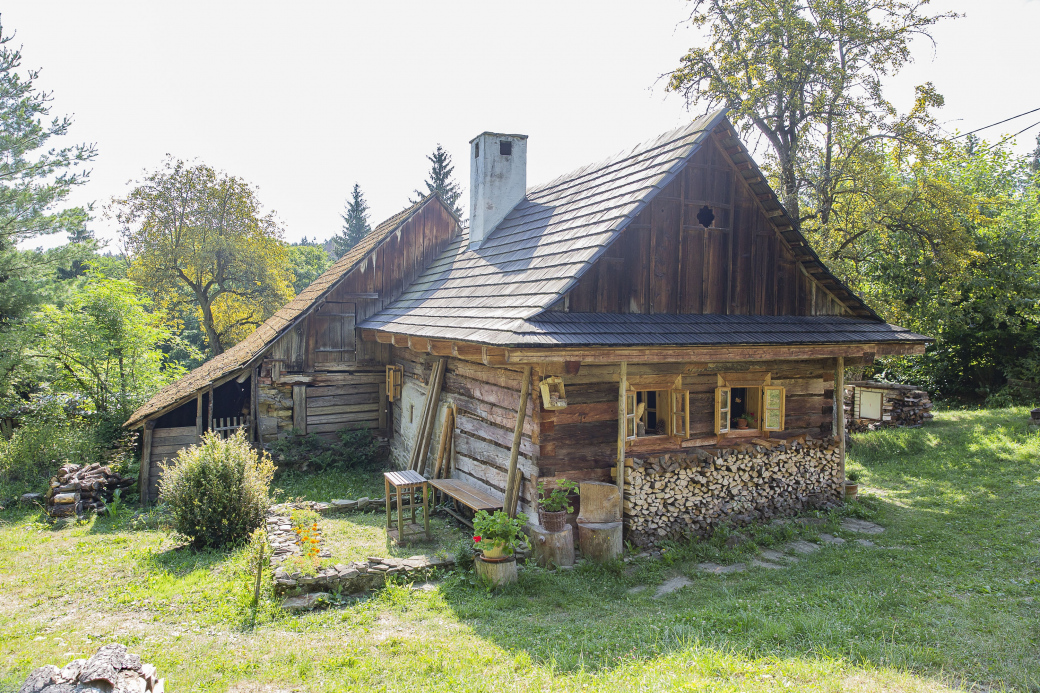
<box><xmin>384</xmin><ymin>470</ymin><xmax>430</xmax><ymax>544</ymax></box>
<box><xmin>577</xmin><ymin>481</ymin><xmax>623</xmax><ymax>562</ymax></box>
<box><xmin>475</xmin><ymin>555</ymin><xmax>517</xmax><ymax>587</ymax></box>
<box><xmin>529</xmin><ymin>523</ymin><xmax>575</xmax><ymax>568</ymax></box>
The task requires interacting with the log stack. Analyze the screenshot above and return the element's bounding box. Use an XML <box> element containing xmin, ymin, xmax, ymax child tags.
<box><xmin>19</xmin><ymin>643</ymin><xmax>163</xmax><ymax>692</ymax></box>
<box><xmin>620</xmin><ymin>437</ymin><xmax>842</xmax><ymax>548</ymax></box>
<box><xmin>845</xmin><ymin>382</ymin><xmax>933</xmax><ymax>432</ymax></box>
<box><xmin>46</xmin><ymin>463</ymin><xmax>134</xmax><ymax>518</ymax></box>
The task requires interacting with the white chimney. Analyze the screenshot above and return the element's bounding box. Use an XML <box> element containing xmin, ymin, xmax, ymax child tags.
<box><xmin>468</xmin><ymin>131</ymin><xmax>528</xmax><ymax>249</ymax></box>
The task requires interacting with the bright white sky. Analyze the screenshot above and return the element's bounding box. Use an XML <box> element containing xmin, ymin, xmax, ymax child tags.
<box><xmin>6</xmin><ymin>0</ymin><xmax>1040</xmax><ymax>249</ymax></box>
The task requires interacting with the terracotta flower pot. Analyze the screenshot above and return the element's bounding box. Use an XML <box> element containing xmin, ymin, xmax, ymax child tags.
<box><xmin>539</xmin><ymin>509</ymin><xmax>568</xmax><ymax>533</ymax></box>
<box><xmin>844</xmin><ymin>482</ymin><xmax>859</xmax><ymax>501</ymax></box>
<box><xmin>481</xmin><ymin>540</ymin><xmax>507</xmax><ymax>559</ymax></box>
<box><xmin>736</xmin><ymin>418</ymin><xmax>749</xmax><ymax>429</ymax></box>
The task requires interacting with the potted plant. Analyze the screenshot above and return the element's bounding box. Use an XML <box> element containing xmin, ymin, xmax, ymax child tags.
<box><xmin>536</xmin><ymin>479</ymin><xmax>578</xmax><ymax>532</ymax></box>
<box><xmin>736</xmin><ymin>411</ymin><xmax>756</xmax><ymax>430</ymax></box>
<box><xmin>472</xmin><ymin>510</ymin><xmax>528</xmax><ymax>561</ymax></box>
<box><xmin>845</xmin><ymin>470</ymin><xmax>860</xmax><ymax>500</ymax></box>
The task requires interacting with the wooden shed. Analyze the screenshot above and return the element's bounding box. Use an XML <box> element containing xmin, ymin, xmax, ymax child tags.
<box><xmin>128</xmin><ymin>110</ymin><xmax>929</xmax><ymax>543</ymax></box>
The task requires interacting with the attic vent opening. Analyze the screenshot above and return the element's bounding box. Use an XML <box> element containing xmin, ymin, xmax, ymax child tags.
<box><xmin>474</xmin><ymin>142</ymin><xmax>479</xmax><ymax>158</ymax></box>
<box><xmin>500</xmin><ymin>140</ymin><xmax>512</xmax><ymax>156</ymax></box>
<box><xmin>696</xmin><ymin>205</ymin><xmax>715</xmax><ymax>228</ymax></box>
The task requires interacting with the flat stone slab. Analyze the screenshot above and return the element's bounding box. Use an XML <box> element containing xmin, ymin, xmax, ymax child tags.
<box><xmin>654</xmin><ymin>576</ymin><xmax>693</xmax><ymax>597</ymax></box>
<box><xmin>697</xmin><ymin>562</ymin><xmax>746</xmax><ymax>575</ymax></box>
<box><xmin>282</xmin><ymin>592</ymin><xmax>329</xmax><ymax>612</ymax></box>
<box><xmin>841</xmin><ymin>518</ymin><xmax>885</xmax><ymax>534</ymax></box>
<box><xmin>760</xmin><ymin>549</ymin><xmax>797</xmax><ymax>563</ymax></box>
<box><xmin>855</xmin><ymin>538</ymin><xmax>876</xmax><ymax>547</ymax></box>
<box><xmin>751</xmin><ymin>559</ymin><xmax>785</xmax><ymax>570</ymax></box>
<box><xmin>784</xmin><ymin>540</ymin><xmax>821</xmax><ymax>555</ymax></box>
<box><xmin>818</xmin><ymin>533</ymin><xmax>846</xmax><ymax>545</ymax></box>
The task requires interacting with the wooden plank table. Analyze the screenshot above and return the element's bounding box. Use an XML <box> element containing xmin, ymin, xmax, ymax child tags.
<box><xmin>384</xmin><ymin>470</ymin><xmax>430</xmax><ymax>543</ymax></box>
<box><xmin>430</xmin><ymin>478</ymin><xmax>503</xmax><ymax>528</ymax></box>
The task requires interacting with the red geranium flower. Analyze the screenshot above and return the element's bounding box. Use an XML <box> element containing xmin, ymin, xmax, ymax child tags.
<box><xmin>473</xmin><ymin>535</ymin><xmax>481</xmax><ymax>542</ymax></box>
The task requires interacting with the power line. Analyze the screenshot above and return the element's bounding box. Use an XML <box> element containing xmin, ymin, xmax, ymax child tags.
<box><xmin>952</xmin><ymin>107</ymin><xmax>1040</xmax><ymax>139</ymax></box>
<box><xmin>977</xmin><ymin>119</ymin><xmax>1040</xmax><ymax>153</ymax></box>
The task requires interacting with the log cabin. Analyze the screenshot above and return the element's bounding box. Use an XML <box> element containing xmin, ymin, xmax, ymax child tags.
<box><xmin>126</xmin><ymin>109</ymin><xmax>928</xmax><ymax>543</ymax></box>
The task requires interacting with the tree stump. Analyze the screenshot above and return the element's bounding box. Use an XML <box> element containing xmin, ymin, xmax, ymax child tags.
<box><xmin>578</xmin><ymin>521</ymin><xmax>623</xmax><ymax>562</ymax></box>
<box><xmin>475</xmin><ymin>556</ymin><xmax>517</xmax><ymax>587</ymax></box>
<box><xmin>529</xmin><ymin>523</ymin><xmax>575</xmax><ymax>568</ymax></box>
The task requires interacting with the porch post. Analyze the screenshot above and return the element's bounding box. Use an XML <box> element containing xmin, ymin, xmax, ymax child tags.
<box><xmin>835</xmin><ymin>356</ymin><xmax>846</xmax><ymax>484</ymax></box>
<box><xmin>616</xmin><ymin>362</ymin><xmax>627</xmax><ymax>515</ymax></box>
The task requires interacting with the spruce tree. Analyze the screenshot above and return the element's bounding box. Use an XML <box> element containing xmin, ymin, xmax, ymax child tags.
<box><xmin>412</xmin><ymin>144</ymin><xmax>463</xmax><ymax>218</ymax></box>
<box><xmin>333</xmin><ymin>183</ymin><xmax>372</xmax><ymax>258</ymax></box>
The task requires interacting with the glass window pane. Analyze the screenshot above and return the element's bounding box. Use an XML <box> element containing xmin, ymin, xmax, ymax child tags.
<box><xmin>766</xmin><ymin>410</ymin><xmax>781</xmax><ymax>429</ymax></box>
<box><xmin>720</xmin><ymin>389</ymin><xmax>729</xmax><ymax>409</ymax></box>
<box><xmin>766</xmin><ymin>388</ymin><xmax>781</xmax><ymax>408</ymax></box>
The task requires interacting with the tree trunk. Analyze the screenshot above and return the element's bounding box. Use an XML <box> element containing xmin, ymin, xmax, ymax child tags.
<box><xmin>198</xmin><ymin>295</ymin><xmax>223</xmax><ymax>357</ymax></box>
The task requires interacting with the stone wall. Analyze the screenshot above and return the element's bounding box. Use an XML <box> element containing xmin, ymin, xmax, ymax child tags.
<box><xmin>623</xmin><ymin>436</ymin><xmax>843</xmax><ymax>547</ymax></box>
<box><xmin>257</xmin><ymin>382</ymin><xmax>294</xmax><ymax>443</ymax></box>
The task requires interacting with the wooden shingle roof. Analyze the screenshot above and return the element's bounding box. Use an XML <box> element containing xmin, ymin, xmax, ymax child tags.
<box><xmin>125</xmin><ymin>196</ymin><xmax>442</xmax><ymax>428</ymax></box>
<box><xmin>360</xmin><ymin>110</ymin><xmax>884</xmax><ymax>343</ymax></box>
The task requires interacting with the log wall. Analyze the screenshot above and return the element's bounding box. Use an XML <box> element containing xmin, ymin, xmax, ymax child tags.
<box><xmin>557</xmin><ymin>138</ymin><xmax>847</xmax><ymax>317</ymax></box>
<box><xmin>534</xmin><ymin>360</ymin><xmax>834</xmax><ymax>488</ymax></box>
<box><xmin>390</xmin><ymin>347</ymin><xmax>538</xmax><ymax>512</ymax></box>
<box><xmin>257</xmin><ymin>370</ymin><xmax>386</xmax><ymax>443</ymax></box>
<box><xmin>145</xmin><ymin>426</ymin><xmax>198</xmax><ymax>504</ymax></box>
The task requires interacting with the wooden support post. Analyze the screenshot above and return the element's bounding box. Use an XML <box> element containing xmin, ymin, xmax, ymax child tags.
<box><xmin>432</xmin><ymin>405</ymin><xmax>454</xmax><ymax>480</ymax></box>
<box><xmin>292</xmin><ymin>384</ymin><xmax>307</xmax><ymax>434</ymax></box>
<box><xmin>139</xmin><ymin>420</ymin><xmax>155</xmax><ymax>507</ymax></box>
<box><xmin>208</xmin><ymin>385</ymin><xmax>214</xmax><ymax>433</ymax></box>
<box><xmin>835</xmin><ymin>356</ymin><xmax>846</xmax><ymax>483</ymax></box>
<box><xmin>413</xmin><ymin>358</ymin><xmax>447</xmax><ymax>474</ymax></box>
<box><xmin>196</xmin><ymin>393</ymin><xmax>204</xmax><ymax>439</ymax></box>
<box><xmin>250</xmin><ymin>367</ymin><xmax>259</xmax><ymax>443</ymax></box>
<box><xmin>503</xmin><ymin>365</ymin><xmax>532</xmax><ymax>518</ymax></box>
<box><xmin>616</xmin><ymin>362</ymin><xmax>627</xmax><ymax>516</ymax></box>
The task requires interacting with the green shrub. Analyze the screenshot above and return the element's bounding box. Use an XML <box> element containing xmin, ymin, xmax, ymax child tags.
<box><xmin>268</xmin><ymin>427</ymin><xmax>378</xmax><ymax>474</ymax></box>
<box><xmin>160</xmin><ymin>431</ymin><xmax>275</xmax><ymax>549</ymax></box>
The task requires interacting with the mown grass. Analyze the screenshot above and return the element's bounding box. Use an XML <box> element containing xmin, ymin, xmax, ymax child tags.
<box><xmin>1</xmin><ymin>407</ymin><xmax>1038</xmax><ymax>692</ymax></box>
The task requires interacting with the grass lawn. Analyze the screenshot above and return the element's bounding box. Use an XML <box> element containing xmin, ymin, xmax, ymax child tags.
<box><xmin>1</xmin><ymin>408</ymin><xmax>1038</xmax><ymax>692</ymax></box>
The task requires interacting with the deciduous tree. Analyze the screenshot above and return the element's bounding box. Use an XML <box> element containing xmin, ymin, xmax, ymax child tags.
<box><xmin>115</xmin><ymin>159</ymin><xmax>294</xmax><ymax>357</ymax></box>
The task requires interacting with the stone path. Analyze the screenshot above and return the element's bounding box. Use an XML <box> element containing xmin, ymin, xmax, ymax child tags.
<box><xmin>628</xmin><ymin>517</ymin><xmax>891</xmax><ymax>593</ymax></box>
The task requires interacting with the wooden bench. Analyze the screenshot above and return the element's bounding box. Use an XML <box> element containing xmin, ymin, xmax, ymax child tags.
<box><xmin>430</xmin><ymin>478</ymin><xmax>503</xmax><ymax>527</ymax></box>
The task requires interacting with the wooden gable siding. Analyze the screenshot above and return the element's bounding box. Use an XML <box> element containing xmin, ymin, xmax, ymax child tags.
<box><xmin>560</xmin><ymin>136</ymin><xmax>845</xmax><ymax>317</ymax></box>
<box><xmin>269</xmin><ymin>202</ymin><xmax>458</xmax><ymax>371</ymax></box>
<box><xmin>534</xmin><ymin>360</ymin><xmax>834</xmax><ymax>485</ymax></box>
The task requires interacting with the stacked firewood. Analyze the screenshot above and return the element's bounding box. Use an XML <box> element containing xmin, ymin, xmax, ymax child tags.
<box><xmin>845</xmin><ymin>384</ymin><xmax>933</xmax><ymax>432</ymax></box>
<box><xmin>620</xmin><ymin>437</ymin><xmax>842</xmax><ymax>548</ymax></box>
<box><xmin>20</xmin><ymin>643</ymin><xmax>163</xmax><ymax>693</ymax></box>
<box><xmin>46</xmin><ymin>463</ymin><xmax>134</xmax><ymax>518</ymax></box>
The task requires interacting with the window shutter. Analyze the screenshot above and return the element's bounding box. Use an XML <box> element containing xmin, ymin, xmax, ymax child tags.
<box><xmin>625</xmin><ymin>392</ymin><xmax>637</xmax><ymax>440</ymax></box>
<box><xmin>715</xmin><ymin>387</ymin><xmax>731</xmax><ymax>434</ymax></box>
<box><xmin>761</xmin><ymin>386</ymin><xmax>785</xmax><ymax>431</ymax></box>
<box><xmin>670</xmin><ymin>389</ymin><xmax>690</xmax><ymax>439</ymax></box>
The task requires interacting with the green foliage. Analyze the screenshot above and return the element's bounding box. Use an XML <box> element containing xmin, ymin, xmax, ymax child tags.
<box><xmin>536</xmin><ymin>478</ymin><xmax>578</xmax><ymax>513</ymax></box>
<box><xmin>159</xmin><ymin>432</ymin><xmax>275</xmax><ymax>549</ymax></box>
<box><xmin>411</xmin><ymin>144</ymin><xmax>463</xmax><ymax>218</ymax></box>
<box><xmin>267</xmin><ymin>427</ymin><xmax>378</xmax><ymax>474</ymax></box>
<box><xmin>115</xmin><ymin>158</ymin><xmax>295</xmax><ymax>357</ymax></box>
<box><xmin>332</xmin><ymin>183</ymin><xmax>372</xmax><ymax>258</ymax></box>
<box><xmin>30</xmin><ymin>273</ymin><xmax>187</xmax><ymax>420</ymax></box>
<box><xmin>472</xmin><ymin>510</ymin><xmax>528</xmax><ymax>555</ymax></box>
<box><xmin>286</xmin><ymin>243</ymin><xmax>332</xmax><ymax>293</ymax></box>
<box><xmin>0</xmin><ymin>407</ymin><xmax>99</xmax><ymax>497</ymax></box>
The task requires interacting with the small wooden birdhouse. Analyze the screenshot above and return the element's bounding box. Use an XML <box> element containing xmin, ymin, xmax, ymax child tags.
<box><xmin>539</xmin><ymin>376</ymin><xmax>567</xmax><ymax>410</ymax></box>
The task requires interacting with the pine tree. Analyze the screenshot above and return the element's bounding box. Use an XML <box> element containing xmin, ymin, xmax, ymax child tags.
<box><xmin>332</xmin><ymin>184</ymin><xmax>372</xmax><ymax>258</ymax></box>
<box><xmin>412</xmin><ymin>144</ymin><xmax>463</xmax><ymax>218</ymax></box>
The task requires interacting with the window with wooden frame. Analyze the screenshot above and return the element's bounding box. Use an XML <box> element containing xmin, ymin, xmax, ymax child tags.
<box><xmin>625</xmin><ymin>389</ymin><xmax>690</xmax><ymax>441</ymax></box>
<box><xmin>714</xmin><ymin>373</ymin><xmax>785</xmax><ymax>434</ymax></box>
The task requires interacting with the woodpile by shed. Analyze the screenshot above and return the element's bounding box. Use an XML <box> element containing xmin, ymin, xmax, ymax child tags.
<box><xmin>845</xmin><ymin>381</ymin><xmax>933</xmax><ymax>432</ymax></box>
<box><xmin>46</xmin><ymin>463</ymin><xmax>134</xmax><ymax>518</ymax></box>
<box><xmin>620</xmin><ymin>436</ymin><xmax>842</xmax><ymax>548</ymax></box>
